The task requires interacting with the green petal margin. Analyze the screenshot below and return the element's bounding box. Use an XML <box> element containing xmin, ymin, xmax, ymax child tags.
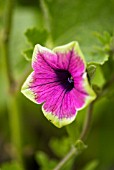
<box><xmin>42</xmin><ymin>106</ymin><xmax>77</xmax><ymax>128</ymax></box>
<box><xmin>78</xmin><ymin>72</ymin><xmax>96</xmax><ymax>111</ymax></box>
<box><xmin>32</xmin><ymin>44</ymin><xmax>55</xmax><ymax>64</ymax></box>
<box><xmin>21</xmin><ymin>72</ymin><xmax>37</xmax><ymax>104</ymax></box>
<box><xmin>21</xmin><ymin>44</ymin><xmax>55</xmax><ymax>104</ymax></box>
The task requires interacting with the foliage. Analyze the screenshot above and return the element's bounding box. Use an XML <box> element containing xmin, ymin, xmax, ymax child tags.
<box><xmin>83</xmin><ymin>160</ymin><xmax>99</xmax><ymax>170</ymax></box>
<box><xmin>25</xmin><ymin>27</ymin><xmax>48</xmax><ymax>47</ymax></box>
<box><xmin>0</xmin><ymin>0</ymin><xmax>114</xmax><ymax>170</ymax></box>
<box><xmin>36</xmin><ymin>151</ymin><xmax>58</xmax><ymax>170</ymax></box>
<box><xmin>1</xmin><ymin>162</ymin><xmax>23</xmax><ymax>170</ymax></box>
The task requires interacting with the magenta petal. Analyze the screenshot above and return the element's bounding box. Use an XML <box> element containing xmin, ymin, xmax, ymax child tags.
<box><xmin>34</xmin><ymin>83</ymin><xmax>63</xmax><ymax>104</ymax></box>
<box><xmin>60</xmin><ymin>92</ymin><xmax>77</xmax><ymax>118</ymax></box>
<box><xmin>68</xmin><ymin>51</ymin><xmax>85</xmax><ymax>77</ymax></box>
<box><xmin>54</xmin><ymin>51</ymin><xmax>72</xmax><ymax>70</ymax></box>
<box><xmin>69</xmin><ymin>88</ymin><xmax>87</xmax><ymax>109</ymax></box>
<box><xmin>32</xmin><ymin>53</ymin><xmax>56</xmax><ymax>74</ymax></box>
<box><xmin>32</xmin><ymin>45</ymin><xmax>58</xmax><ymax>72</ymax></box>
<box><xmin>43</xmin><ymin>90</ymin><xmax>77</xmax><ymax>119</ymax></box>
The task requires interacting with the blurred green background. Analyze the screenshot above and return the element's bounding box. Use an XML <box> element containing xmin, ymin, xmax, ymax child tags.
<box><xmin>0</xmin><ymin>0</ymin><xmax>114</xmax><ymax>170</ymax></box>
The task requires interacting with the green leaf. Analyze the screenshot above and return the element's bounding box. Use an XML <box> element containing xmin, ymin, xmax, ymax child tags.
<box><xmin>1</xmin><ymin>162</ymin><xmax>22</xmax><ymax>170</ymax></box>
<box><xmin>45</xmin><ymin>0</ymin><xmax>114</xmax><ymax>59</ymax></box>
<box><xmin>93</xmin><ymin>31</ymin><xmax>111</xmax><ymax>45</ymax></box>
<box><xmin>92</xmin><ymin>66</ymin><xmax>105</xmax><ymax>87</ymax></box>
<box><xmin>83</xmin><ymin>160</ymin><xmax>99</xmax><ymax>170</ymax></box>
<box><xmin>105</xmin><ymin>81</ymin><xmax>114</xmax><ymax>99</ymax></box>
<box><xmin>36</xmin><ymin>150</ymin><xmax>74</xmax><ymax>170</ymax></box>
<box><xmin>25</xmin><ymin>27</ymin><xmax>48</xmax><ymax>46</ymax></box>
<box><xmin>87</xmin><ymin>52</ymin><xmax>109</xmax><ymax>65</ymax></box>
<box><xmin>36</xmin><ymin>151</ymin><xmax>57</xmax><ymax>170</ymax></box>
<box><xmin>87</xmin><ymin>65</ymin><xmax>96</xmax><ymax>81</ymax></box>
<box><xmin>92</xmin><ymin>84</ymin><xmax>102</xmax><ymax>96</ymax></box>
<box><xmin>22</xmin><ymin>48</ymin><xmax>33</xmax><ymax>61</ymax></box>
<box><xmin>89</xmin><ymin>31</ymin><xmax>114</xmax><ymax>66</ymax></box>
<box><xmin>49</xmin><ymin>137</ymin><xmax>71</xmax><ymax>158</ymax></box>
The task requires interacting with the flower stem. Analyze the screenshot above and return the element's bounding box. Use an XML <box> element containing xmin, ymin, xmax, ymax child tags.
<box><xmin>53</xmin><ymin>103</ymin><xmax>94</xmax><ymax>170</ymax></box>
<box><xmin>54</xmin><ymin>146</ymin><xmax>78</xmax><ymax>170</ymax></box>
<box><xmin>1</xmin><ymin>0</ymin><xmax>24</xmax><ymax>168</ymax></box>
<box><xmin>80</xmin><ymin>102</ymin><xmax>94</xmax><ymax>141</ymax></box>
<box><xmin>53</xmin><ymin>73</ymin><xmax>114</xmax><ymax>170</ymax></box>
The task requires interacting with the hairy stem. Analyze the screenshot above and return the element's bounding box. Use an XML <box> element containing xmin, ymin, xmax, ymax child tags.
<box><xmin>1</xmin><ymin>0</ymin><xmax>24</xmax><ymax>168</ymax></box>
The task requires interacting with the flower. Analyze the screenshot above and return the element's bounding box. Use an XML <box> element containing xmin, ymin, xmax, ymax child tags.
<box><xmin>21</xmin><ymin>41</ymin><xmax>96</xmax><ymax>128</ymax></box>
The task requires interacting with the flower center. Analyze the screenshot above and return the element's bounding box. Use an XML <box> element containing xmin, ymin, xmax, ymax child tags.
<box><xmin>55</xmin><ymin>69</ymin><xmax>74</xmax><ymax>91</ymax></box>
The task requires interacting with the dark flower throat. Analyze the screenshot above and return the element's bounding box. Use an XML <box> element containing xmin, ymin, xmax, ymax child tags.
<box><xmin>55</xmin><ymin>69</ymin><xmax>74</xmax><ymax>91</ymax></box>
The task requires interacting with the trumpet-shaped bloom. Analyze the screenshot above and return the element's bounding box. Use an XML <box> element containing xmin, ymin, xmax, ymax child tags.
<box><xmin>21</xmin><ymin>42</ymin><xmax>96</xmax><ymax>128</ymax></box>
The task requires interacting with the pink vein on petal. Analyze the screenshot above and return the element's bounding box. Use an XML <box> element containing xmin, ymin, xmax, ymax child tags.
<box><xmin>69</xmin><ymin>88</ymin><xmax>87</xmax><ymax>109</ymax></box>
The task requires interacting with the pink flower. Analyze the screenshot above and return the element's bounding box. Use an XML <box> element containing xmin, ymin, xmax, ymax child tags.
<box><xmin>21</xmin><ymin>42</ymin><xmax>96</xmax><ymax>128</ymax></box>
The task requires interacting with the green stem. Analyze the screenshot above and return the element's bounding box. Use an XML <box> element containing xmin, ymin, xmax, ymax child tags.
<box><xmin>40</xmin><ymin>0</ymin><xmax>54</xmax><ymax>48</ymax></box>
<box><xmin>1</xmin><ymin>0</ymin><xmax>24</xmax><ymax>168</ymax></box>
<box><xmin>7</xmin><ymin>94</ymin><xmax>23</xmax><ymax>165</ymax></box>
<box><xmin>53</xmin><ymin>146</ymin><xmax>78</xmax><ymax>170</ymax></box>
<box><xmin>53</xmin><ymin>74</ymin><xmax>114</xmax><ymax>170</ymax></box>
<box><xmin>53</xmin><ymin>103</ymin><xmax>94</xmax><ymax>170</ymax></box>
<box><xmin>80</xmin><ymin>102</ymin><xmax>94</xmax><ymax>141</ymax></box>
<box><xmin>2</xmin><ymin>0</ymin><xmax>16</xmax><ymax>91</ymax></box>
